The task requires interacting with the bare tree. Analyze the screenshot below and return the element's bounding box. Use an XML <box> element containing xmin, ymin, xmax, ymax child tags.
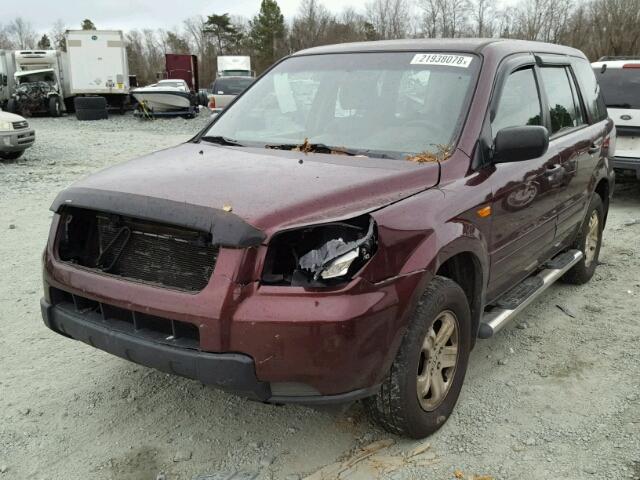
<box><xmin>0</xmin><ymin>24</ymin><xmax>15</xmax><ymax>50</ymax></box>
<box><xmin>290</xmin><ymin>0</ymin><xmax>334</xmax><ymax>50</ymax></box>
<box><xmin>50</xmin><ymin>19</ymin><xmax>67</xmax><ymax>51</ymax></box>
<box><xmin>472</xmin><ymin>0</ymin><xmax>496</xmax><ymax>37</ymax></box>
<box><xmin>366</xmin><ymin>0</ymin><xmax>412</xmax><ymax>39</ymax></box>
<box><xmin>6</xmin><ymin>18</ymin><xmax>37</xmax><ymax>49</ymax></box>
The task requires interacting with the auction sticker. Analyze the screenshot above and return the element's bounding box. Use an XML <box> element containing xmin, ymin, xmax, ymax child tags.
<box><xmin>410</xmin><ymin>53</ymin><xmax>473</xmax><ymax>68</ymax></box>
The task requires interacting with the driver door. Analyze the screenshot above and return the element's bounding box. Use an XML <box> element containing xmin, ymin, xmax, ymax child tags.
<box><xmin>487</xmin><ymin>64</ymin><xmax>564</xmax><ymax>301</ymax></box>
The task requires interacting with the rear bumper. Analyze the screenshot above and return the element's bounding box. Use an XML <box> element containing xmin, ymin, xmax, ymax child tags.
<box><xmin>41</xmin><ymin>297</ymin><xmax>381</xmax><ymax>404</ymax></box>
<box><xmin>612</xmin><ymin>156</ymin><xmax>640</xmax><ymax>179</ymax></box>
<box><xmin>0</xmin><ymin>128</ymin><xmax>35</xmax><ymax>152</ymax></box>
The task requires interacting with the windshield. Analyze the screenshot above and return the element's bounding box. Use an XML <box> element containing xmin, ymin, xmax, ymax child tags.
<box><xmin>594</xmin><ymin>67</ymin><xmax>640</xmax><ymax>109</ymax></box>
<box><xmin>211</xmin><ymin>77</ymin><xmax>254</xmax><ymax>95</ymax></box>
<box><xmin>203</xmin><ymin>52</ymin><xmax>479</xmax><ymax>159</ymax></box>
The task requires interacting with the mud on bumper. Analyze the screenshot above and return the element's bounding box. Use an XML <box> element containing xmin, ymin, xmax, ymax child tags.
<box><xmin>40</xmin><ymin>297</ymin><xmax>379</xmax><ymax>404</ymax></box>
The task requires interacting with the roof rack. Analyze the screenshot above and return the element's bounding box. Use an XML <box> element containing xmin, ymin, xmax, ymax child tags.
<box><xmin>597</xmin><ymin>56</ymin><xmax>640</xmax><ymax>61</ymax></box>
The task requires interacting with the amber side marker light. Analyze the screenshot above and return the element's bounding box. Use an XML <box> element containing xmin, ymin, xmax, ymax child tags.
<box><xmin>477</xmin><ymin>205</ymin><xmax>492</xmax><ymax>218</ymax></box>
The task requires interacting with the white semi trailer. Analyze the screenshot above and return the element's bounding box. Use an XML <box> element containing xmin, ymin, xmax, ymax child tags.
<box><xmin>64</xmin><ymin>30</ymin><xmax>130</xmax><ymax>111</ymax></box>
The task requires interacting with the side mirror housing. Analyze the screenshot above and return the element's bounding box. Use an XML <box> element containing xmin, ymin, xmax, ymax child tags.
<box><xmin>493</xmin><ymin>126</ymin><xmax>549</xmax><ymax>163</ymax></box>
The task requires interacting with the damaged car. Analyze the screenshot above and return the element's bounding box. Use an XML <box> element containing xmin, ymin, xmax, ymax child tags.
<box><xmin>41</xmin><ymin>39</ymin><xmax>614</xmax><ymax>438</ymax></box>
<box><xmin>8</xmin><ymin>69</ymin><xmax>63</xmax><ymax>117</ymax></box>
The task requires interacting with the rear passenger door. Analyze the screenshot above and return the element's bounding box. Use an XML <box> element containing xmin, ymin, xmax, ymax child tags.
<box><xmin>536</xmin><ymin>57</ymin><xmax>596</xmax><ymax>244</ymax></box>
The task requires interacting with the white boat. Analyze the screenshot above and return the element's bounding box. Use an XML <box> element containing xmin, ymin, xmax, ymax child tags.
<box><xmin>131</xmin><ymin>79</ymin><xmax>193</xmax><ymax>112</ymax></box>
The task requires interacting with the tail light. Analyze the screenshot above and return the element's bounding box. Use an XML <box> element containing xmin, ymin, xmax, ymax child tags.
<box><xmin>208</xmin><ymin>97</ymin><xmax>216</xmax><ymax>109</ymax></box>
<box><xmin>622</xmin><ymin>63</ymin><xmax>640</xmax><ymax>68</ymax></box>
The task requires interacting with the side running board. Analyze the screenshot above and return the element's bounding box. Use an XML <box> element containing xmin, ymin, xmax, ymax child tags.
<box><xmin>478</xmin><ymin>249</ymin><xmax>583</xmax><ymax>339</ymax></box>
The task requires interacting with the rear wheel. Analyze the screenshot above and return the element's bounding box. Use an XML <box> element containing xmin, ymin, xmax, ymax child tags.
<box><xmin>74</xmin><ymin>96</ymin><xmax>108</xmax><ymax>121</ymax></box>
<box><xmin>364</xmin><ymin>276</ymin><xmax>471</xmax><ymax>438</ymax></box>
<box><xmin>562</xmin><ymin>194</ymin><xmax>604</xmax><ymax>285</ymax></box>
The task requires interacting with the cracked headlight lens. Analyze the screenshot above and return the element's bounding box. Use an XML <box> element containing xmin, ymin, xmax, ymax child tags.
<box><xmin>262</xmin><ymin>215</ymin><xmax>377</xmax><ymax>287</ymax></box>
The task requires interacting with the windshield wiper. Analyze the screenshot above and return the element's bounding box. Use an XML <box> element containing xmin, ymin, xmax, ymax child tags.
<box><xmin>200</xmin><ymin>135</ymin><xmax>245</xmax><ymax>147</ymax></box>
<box><xmin>265</xmin><ymin>142</ymin><xmax>366</xmax><ymax>156</ymax></box>
<box><xmin>606</xmin><ymin>103</ymin><xmax>632</xmax><ymax>109</ymax></box>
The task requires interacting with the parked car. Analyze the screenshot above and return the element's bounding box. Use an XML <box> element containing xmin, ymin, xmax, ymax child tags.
<box><xmin>41</xmin><ymin>39</ymin><xmax>614</xmax><ymax>438</ymax></box>
<box><xmin>208</xmin><ymin>76</ymin><xmax>254</xmax><ymax>112</ymax></box>
<box><xmin>592</xmin><ymin>57</ymin><xmax>640</xmax><ymax>180</ymax></box>
<box><xmin>0</xmin><ymin>109</ymin><xmax>35</xmax><ymax>159</ymax></box>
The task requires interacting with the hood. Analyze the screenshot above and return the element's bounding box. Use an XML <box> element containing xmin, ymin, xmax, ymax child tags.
<box><xmin>15</xmin><ymin>68</ymin><xmax>55</xmax><ymax>78</ymax></box>
<box><xmin>52</xmin><ymin>142</ymin><xmax>440</xmax><ymax>242</ymax></box>
<box><xmin>0</xmin><ymin>110</ymin><xmax>27</xmax><ymax>122</ymax></box>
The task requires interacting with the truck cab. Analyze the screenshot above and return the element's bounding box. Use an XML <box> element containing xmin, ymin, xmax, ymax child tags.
<box><xmin>8</xmin><ymin>50</ymin><xmax>64</xmax><ymax>116</ymax></box>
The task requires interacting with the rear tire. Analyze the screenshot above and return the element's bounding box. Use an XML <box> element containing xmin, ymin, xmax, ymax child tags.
<box><xmin>562</xmin><ymin>194</ymin><xmax>604</xmax><ymax>285</ymax></box>
<box><xmin>74</xmin><ymin>97</ymin><xmax>108</xmax><ymax>121</ymax></box>
<box><xmin>364</xmin><ymin>276</ymin><xmax>471</xmax><ymax>438</ymax></box>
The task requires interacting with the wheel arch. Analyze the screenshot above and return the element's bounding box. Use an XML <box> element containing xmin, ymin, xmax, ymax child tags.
<box><xmin>594</xmin><ymin>177</ymin><xmax>611</xmax><ymax>227</ymax></box>
<box><xmin>433</xmin><ymin>242</ymin><xmax>488</xmax><ymax>347</ymax></box>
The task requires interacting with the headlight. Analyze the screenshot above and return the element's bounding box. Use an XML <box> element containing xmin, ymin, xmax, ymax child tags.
<box><xmin>262</xmin><ymin>215</ymin><xmax>377</xmax><ymax>287</ymax></box>
<box><xmin>0</xmin><ymin>121</ymin><xmax>13</xmax><ymax>131</ymax></box>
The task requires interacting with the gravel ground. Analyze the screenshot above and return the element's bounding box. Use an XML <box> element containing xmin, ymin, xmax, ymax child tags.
<box><xmin>0</xmin><ymin>114</ymin><xmax>638</xmax><ymax>480</ymax></box>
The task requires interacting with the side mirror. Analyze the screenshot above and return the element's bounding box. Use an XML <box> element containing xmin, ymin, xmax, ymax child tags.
<box><xmin>493</xmin><ymin>126</ymin><xmax>549</xmax><ymax>163</ymax></box>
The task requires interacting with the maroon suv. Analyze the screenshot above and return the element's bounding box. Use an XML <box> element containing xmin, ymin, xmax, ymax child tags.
<box><xmin>41</xmin><ymin>39</ymin><xmax>614</xmax><ymax>438</ymax></box>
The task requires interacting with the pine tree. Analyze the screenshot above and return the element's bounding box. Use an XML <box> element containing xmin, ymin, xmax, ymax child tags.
<box><xmin>37</xmin><ymin>34</ymin><xmax>51</xmax><ymax>49</ymax></box>
<box><xmin>249</xmin><ymin>0</ymin><xmax>286</xmax><ymax>73</ymax></box>
<box><xmin>81</xmin><ymin>19</ymin><xmax>96</xmax><ymax>30</ymax></box>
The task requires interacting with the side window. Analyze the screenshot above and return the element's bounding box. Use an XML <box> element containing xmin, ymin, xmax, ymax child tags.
<box><xmin>567</xmin><ymin>69</ymin><xmax>586</xmax><ymax>126</ymax></box>
<box><xmin>540</xmin><ymin>67</ymin><xmax>585</xmax><ymax>135</ymax></box>
<box><xmin>492</xmin><ymin>68</ymin><xmax>542</xmax><ymax>136</ymax></box>
<box><xmin>573</xmin><ymin>58</ymin><xmax>608</xmax><ymax>122</ymax></box>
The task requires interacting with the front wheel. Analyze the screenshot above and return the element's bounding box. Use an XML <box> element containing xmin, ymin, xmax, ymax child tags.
<box><xmin>49</xmin><ymin>96</ymin><xmax>61</xmax><ymax>117</ymax></box>
<box><xmin>562</xmin><ymin>194</ymin><xmax>604</xmax><ymax>285</ymax></box>
<box><xmin>364</xmin><ymin>276</ymin><xmax>471</xmax><ymax>438</ymax></box>
<box><xmin>0</xmin><ymin>150</ymin><xmax>24</xmax><ymax>160</ymax></box>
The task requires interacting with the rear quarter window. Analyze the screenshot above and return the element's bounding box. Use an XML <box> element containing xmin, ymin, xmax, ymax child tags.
<box><xmin>572</xmin><ymin>59</ymin><xmax>608</xmax><ymax>122</ymax></box>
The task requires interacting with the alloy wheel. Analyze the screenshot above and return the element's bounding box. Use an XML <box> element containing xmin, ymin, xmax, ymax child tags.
<box><xmin>416</xmin><ymin>310</ymin><xmax>459</xmax><ymax>411</ymax></box>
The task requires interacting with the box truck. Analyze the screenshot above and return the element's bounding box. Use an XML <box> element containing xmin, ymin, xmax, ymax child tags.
<box><xmin>8</xmin><ymin>50</ymin><xmax>65</xmax><ymax>116</ymax></box>
<box><xmin>216</xmin><ymin>56</ymin><xmax>252</xmax><ymax>77</ymax></box>
<box><xmin>63</xmin><ymin>30</ymin><xmax>130</xmax><ymax>111</ymax></box>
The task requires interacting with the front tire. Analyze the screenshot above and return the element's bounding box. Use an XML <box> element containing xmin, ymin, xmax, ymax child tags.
<box><xmin>0</xmin><ymin>150</ymin><xmax>24</xmax><ymax>160</ymax></box>
<box><xmin>364</xmin><ymin>276</ymin><xmax>471</xmax><ymax>438</ymax></box>
<box><xmin>49</xmin><ymin>96</ymin><xmax>62</xmax><ymax>117</ymax></box>
<box><xmin>562</xmin><ymin>194</ymin><xmax>604</xmax><ymax>285</ymax></box>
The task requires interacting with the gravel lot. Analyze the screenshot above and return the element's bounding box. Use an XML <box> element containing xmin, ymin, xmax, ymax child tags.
<box><xmin>0</xmin><ymin>114</ymin><xmax>638</xmax><ymax>480</ymax></box>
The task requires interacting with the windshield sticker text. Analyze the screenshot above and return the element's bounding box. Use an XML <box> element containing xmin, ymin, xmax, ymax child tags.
<box><xmin>410</xmin><ymin>54</ymin><xmax>473</xmax><ymax>68</ymax></box>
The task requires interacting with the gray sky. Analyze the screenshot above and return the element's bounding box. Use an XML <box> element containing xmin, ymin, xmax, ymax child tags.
<box><xmin>6</xmin><ymin>0</ymin><xmax>366</xmax><ymax>34</ymax></box>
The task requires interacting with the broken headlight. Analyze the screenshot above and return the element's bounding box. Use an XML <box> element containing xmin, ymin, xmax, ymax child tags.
<box><xmin>262</xmin><ymin>215</ymin><xmax>377</xmax><ymax>287</ymax></box>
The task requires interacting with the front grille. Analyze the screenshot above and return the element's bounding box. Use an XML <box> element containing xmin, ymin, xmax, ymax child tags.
<box><xmin>50</xmin><ymin>287</ymin><xmax>200</xmax><ymax>349</ymax></box>
<box><xmin>58</xmin><ymin>208</ymin><xmax>219</xmax><ymax>292</ymax></box>
<box><xmin>12</xmin><ymin>120</ymin><xmax>28</xmax><ymax>130</ymax></box>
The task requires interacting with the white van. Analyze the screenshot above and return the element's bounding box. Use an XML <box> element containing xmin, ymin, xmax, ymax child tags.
<box><xmin>592</xmin><ymin>58</ymin><xmax>640</xmax><ymax>180</ymax></box>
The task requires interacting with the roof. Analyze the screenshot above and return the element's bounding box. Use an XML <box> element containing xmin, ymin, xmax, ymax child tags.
<box><xmin>293</xmin><ymin>38</ymin><xmax>586</xmax><ymax>59</ymax></box>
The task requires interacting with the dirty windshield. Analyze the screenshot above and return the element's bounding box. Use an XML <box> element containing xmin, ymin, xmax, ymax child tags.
<box><xmin>203</xmin><ymin>52</ymin><xmax>479</xmax><ymax>159</ymax></box>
